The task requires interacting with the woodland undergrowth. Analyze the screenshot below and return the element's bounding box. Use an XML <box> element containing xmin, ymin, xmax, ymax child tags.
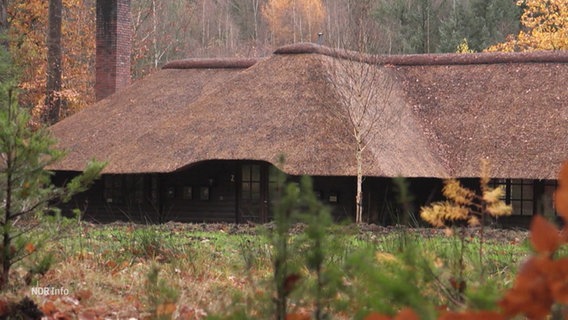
<box><xmin>0</xmin><ymin>161</ymin><xmax>567</xmax><ymax>320</ymax></box>
<box><xmin>214</xmin><ymin>160</ymin><xmax>568</xmax><ymax>320</ymax></box>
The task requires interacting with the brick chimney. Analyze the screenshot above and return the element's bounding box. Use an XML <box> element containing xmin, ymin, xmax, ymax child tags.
<box><xmin>95</xmin><ymin>0</ymin><xmax>131</xmax><ymax>101</ymax></box>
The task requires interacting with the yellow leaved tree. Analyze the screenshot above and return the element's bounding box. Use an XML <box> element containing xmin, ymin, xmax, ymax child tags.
<box><xmin>262</xmin><ymin>0</ymin><xmax>326</xmax><ymax>46</ymax></box>
<box><xmin>487</xmin><ymin>0</ymin><xmax>568</xmax><ymax>51</ymax></box>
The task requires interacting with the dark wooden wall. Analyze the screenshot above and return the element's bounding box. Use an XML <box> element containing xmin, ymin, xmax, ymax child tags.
<box><xmin>54</xmin><ymin>161</ymin><xmax>240</xmax><ymax>223</ymax></box>
<box><xmin>52</xmin><ymin>162</ymin><xmax>556</xmax><ymax>227</ymax></box>
<box><xmin>160</xmin><ymin>161</ymin><xmax>238</xmax><ymax>223</ymax></box>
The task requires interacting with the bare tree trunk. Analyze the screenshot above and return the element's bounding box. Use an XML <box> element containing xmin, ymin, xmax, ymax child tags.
<box><xmin>292</xmin><ymin>0</ymin><xmax>297</xmax><ymax>43</ymax></box>
<box><xmin>306</xmin><ymin>11</ymin><xmax>311</xmax><ymax>42</ymax></box>
<box><xmin>44</xmin><ymin>0</ymin><xmax>63</xmax><ymax>125</ymax></box>
<box><xmin>326</xmin><ymin>46</ymin><xmax>397</xmax><ymax>225</ymax></box>
<box><xmin>298</xmin><ymin>14</ymin><xmax>303</xmax><ymax>42</ymax></box>
<box><xmin>355</xmin><ymin>142</ymin><xmax>363</xmax><ymax>223</ymax></box>
<box><xmin>225</xmin><ymin>2</ymin><xmax>231</xmax><ymax>51</ymax></box>
<box><xmin>252</xmin><ymin>0</ymin><xmax>259</xmax><ymax>41</ymax></box>
<box><xmin>151</xmin><ymin>0</ymin><xmax>158</xmax><ymax>68</ymax></box>
<box><xmin>201</xmin><ymin>0</ymin><xmax>206</xmax><ymax>47</ymax></box>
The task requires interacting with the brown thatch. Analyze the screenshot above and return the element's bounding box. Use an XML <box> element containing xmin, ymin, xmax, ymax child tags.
<box><xmin>49</xmin><ymin>59</ymin><xmax>259</xmax><ymax>172</ymax></box>
<box><xmin>49</xmin><ymin>44</ymin><xmax>568</xmax><ymax>179</ymax></box>
<box><xmin>399</xmin><ymin>61</ymin><xmax>568</xmax><ymax>179</ymax></box>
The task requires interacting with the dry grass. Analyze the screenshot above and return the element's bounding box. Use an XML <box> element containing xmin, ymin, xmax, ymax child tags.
<box><xmin>2</xmin><ymin>222</ymin><xmax>272</xmax><ymax>319</ymax></box>
<box><xmin>1</xmin><ymin>222</ymin><xmax>530</xmax><ymax>319</ymax></box>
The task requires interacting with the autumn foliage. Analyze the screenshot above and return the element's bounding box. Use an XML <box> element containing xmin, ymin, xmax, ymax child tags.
<box><xmin>262</xmin><ymin>0</ymin><xmax>326</xmax><ymax>45</ymax></box>
<box><xmin>7</xmin><ymin>0</ymin><xmax>95</xmax><ymax>124</ymax></box>
<box><xmin>420</xmin><ymin>161</ymin><xmax>512</xmax><ymax>228</ymax></box>
<box><xmin>487</xmin><ymin>0</ymin><xmax>568</xmax><ymax>51</ymax></box>
<box><xmin>1</xmin><ymin>162</ymin><xmax>568</xmax><ymax>318</ymax></box>
<box><xmin>498</xmin><ymin>161</ymin><xmax>568</xmax><ymax>319</ymax></box>
<box><xmin>379</xmin><ymin>160</ymin><xmax>568</xmax><ymax>320</ymax></box>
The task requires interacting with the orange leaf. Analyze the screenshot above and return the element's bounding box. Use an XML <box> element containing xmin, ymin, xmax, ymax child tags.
<box><xmin>156</xmin><ymin>303</ymin><xmax>177</xmax><ymax>317</ymax></box>
<box><xmin>53</xmin><ymin>311</ymin><xmax>73</xmax><ymax>320</ymax></box>
<box><xmin>41</xmin><ymin>301</ymin><xmax>57</xmax><ymax>316</ymax></box>
<box><xmin>286</xmin><ymin>313</ymin><xmax>311</xmax><ymax>320</ymax></box>
<box><xmin>363</xmin><ymin>312</ymin><xmax>391</xmax><ymax>320</ymax></box>
<box><xmin>550</xmin><ymin>281</ymin><xmax>568</xmax><ymax>304</ymax></box>
<box><xmin>24</xmin><ymin>243</ymin><xmax>35</xmax><ymax>254</ymax></box>
<box><xmin>548</xmin><ymin>258</ymin><xmax>568</xmax><ymax>304</ymax></box>
<box><xmin>394</xmin><ymin>308</ymin><xmax>420</xmax><ymax>320</ymax></box>
<box><xmin>105</xmin><ymin>260</ymin><xmax>118</xmax><ymax>273</ymax></box>
<box><xmin>555</xmin><ymin>189</ymin><xmax>568</xmax><ymax>223</ymax></box>
<box><xmin>75</xmin><ymin>289</ymin><xmax>92</xmax><ymax>301</ymax></box>
<box><xmin>530</xmin><ymin>215</ymin><xmax>561</xmax><ymax>254</ymax></box>
<box><xmin>500</xmin><ymin>256</ymin><xmax>554</xmax><ymax>319</ymax></box>
<box><xmin>557</xmin><ymin>161</ymin><xmax>568</xmax><ymax>188</ymax></box>
<box><xmin>561</xmin><ymin>226</ymin><xmax>568</xmax><ymax>243</ymax></box>
<box><xmin>439</xmin><ymin>310</ymin><xmax>505</xmax><ymax>320</ymax></box>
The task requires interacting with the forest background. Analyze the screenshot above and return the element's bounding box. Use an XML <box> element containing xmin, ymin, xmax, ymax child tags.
<box><xmin>0</xmin><ymin>0</ymin><xmax>566</xmax><ymax>124</ymax></box>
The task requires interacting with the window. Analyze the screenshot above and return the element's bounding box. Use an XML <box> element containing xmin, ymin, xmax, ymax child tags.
<box><xmin>492</xmin><ymin>179</ymin><xmax>535</xmax><ymax>216</ymax></box>
<box><xmin>200</xmin><ymin>187</ymin><xmax>210</xmax><ymax>200</ymax></box>
<box><xmin>240</xmin><ymin>163</ymin><xmax>264</xmax><ymax>222</ymax></box>
<box><xmin>241</xmin><ymin>164</ymin><xmax>261</xmax><ymax>201</ymax></box>
<box><xmin>103</xmin><ymin>174</ymin><xmax>145</xmax><ymax>205</ymax></box>
<box><xmin>183</xmin><ymin>186</ymin><xmax>193</xmax><ymax>200</ymax></box>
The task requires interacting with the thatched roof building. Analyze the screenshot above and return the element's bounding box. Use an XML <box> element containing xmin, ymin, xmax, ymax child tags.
<box><xmin>50</xmin><ymin>44</ymin><xmax>568</xmax><ymax>180</ymax></box>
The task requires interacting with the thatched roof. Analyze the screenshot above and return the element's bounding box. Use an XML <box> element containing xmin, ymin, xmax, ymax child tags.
<box><xmin>49</xmin><ymin>58</ymin><xmax>258</xmax><ymax>172</ymax></box>
<box><xmin>49</xmin><ymin>44</ymin><xmax>568</xmax><ymax>179</ymax></box>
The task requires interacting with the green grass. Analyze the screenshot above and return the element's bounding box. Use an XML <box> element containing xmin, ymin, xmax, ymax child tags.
<box><xmin>3</xmin><ymin>221</ymin><xmax>530</xmax><ymax>319</ymax></box>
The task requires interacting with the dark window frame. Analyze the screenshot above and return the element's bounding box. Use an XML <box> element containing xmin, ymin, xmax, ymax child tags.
<box><xmin>241</xmin><ymin>164</ymin><xmax>262</xmax><ymax>201</ymax></box>
<box><xmin>491</xmin><ymin>179</ymin><xmax>536</xmax><ymax>216</ymax></box>
<box><xmin>103</xmin><ymin>174</ymin><xmax>146</xmax><ymax>205</ymax></box>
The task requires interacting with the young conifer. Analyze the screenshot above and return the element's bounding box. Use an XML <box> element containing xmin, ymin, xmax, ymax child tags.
<box><xmin>0</xmin><ymin>46</ymin><xmax>104</xmax><ymax>290</ymax></box>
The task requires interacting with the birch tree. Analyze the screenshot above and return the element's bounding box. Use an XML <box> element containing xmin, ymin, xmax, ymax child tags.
<box><xmin>327</xmin><ymin>53</ymin><xmax>395</xmax><ymax>223</ymax></box>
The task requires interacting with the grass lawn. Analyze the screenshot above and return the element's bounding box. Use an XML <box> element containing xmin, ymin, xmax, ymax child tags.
<box><xmin>1</xmin><ymin>221</ymin><xmax>531</xmax><ymax>319</ymax></box>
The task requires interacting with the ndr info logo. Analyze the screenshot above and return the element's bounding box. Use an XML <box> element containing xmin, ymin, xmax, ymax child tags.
<box><xmin>31</xmin><ymin>287</ymin><xmax>69</xmax><ymax>296</ymax></box>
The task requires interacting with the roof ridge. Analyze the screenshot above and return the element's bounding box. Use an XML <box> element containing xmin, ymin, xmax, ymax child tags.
<box><xmin>162</xmin><ymin>58</ymin><xmax>260</xmax><ymax>69</ymax></box>
<box><xmin>274</xmin><ymin>42</ymin><xmax>568</xmax><ymax>65</ymax></box>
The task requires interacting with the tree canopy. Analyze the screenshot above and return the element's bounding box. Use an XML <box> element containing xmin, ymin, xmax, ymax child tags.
<box><xmin>487</xmin><ymin>0</ymin><xmax>568</xmax><ymax>51</ymax></box>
